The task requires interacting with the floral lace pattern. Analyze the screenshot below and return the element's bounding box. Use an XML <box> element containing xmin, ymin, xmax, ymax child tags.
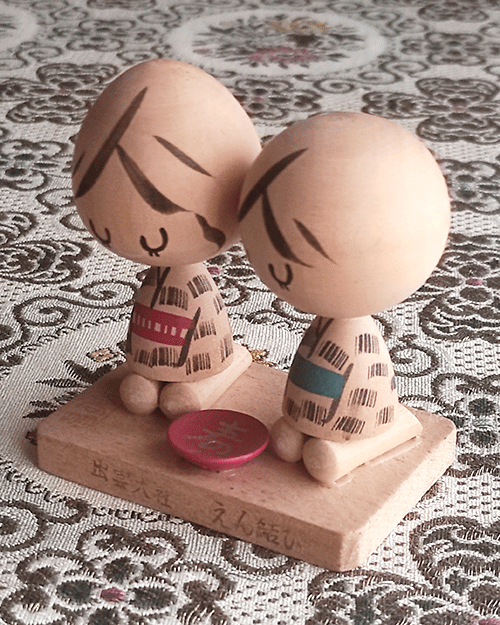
<box><xmin>1</xmin><ymin>0</ymin><xmax>500</xmax><ymax>623</ymax></box>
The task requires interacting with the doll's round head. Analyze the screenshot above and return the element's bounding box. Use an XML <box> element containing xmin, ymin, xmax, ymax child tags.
<box><xmin>238</xmin><ymin>112</ymin><xmax>450</xmax><ymax>318</ymax></box>
<box><xmin>72</xmin><ymin>59</ymin><xmax>261</xmax><ymax>266</ymax></box>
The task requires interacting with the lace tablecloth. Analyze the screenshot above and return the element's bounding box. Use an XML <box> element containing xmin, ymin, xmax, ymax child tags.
<box><xmin>1</xmin><ymin>1</ymin><xmax>499</xmax><ymax>623</ymax></box>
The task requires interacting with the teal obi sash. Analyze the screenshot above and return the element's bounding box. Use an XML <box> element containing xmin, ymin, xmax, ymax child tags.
<box><xmin>288</xmin><ymin>352</ymin><xmax>346</xmax><ymax>399</ymax></box>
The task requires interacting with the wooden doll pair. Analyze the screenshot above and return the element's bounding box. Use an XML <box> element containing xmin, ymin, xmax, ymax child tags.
<box><xmin>72</xmin><ymin>60</ymin><xmax>450</xmax><ymax>486</ymax></box>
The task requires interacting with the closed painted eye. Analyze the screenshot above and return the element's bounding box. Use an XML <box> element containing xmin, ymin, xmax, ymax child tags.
<box><xmin>140</xmin><ymin>228</ymin><xmax>168</xmax><ymax>256</ymax></box>
<box><xmin>75</xmin><ymin>88</ymin><xmax>227</xmax><ymax>252</ymax></box>
<box><xmin>269</xmin><ymin>263</ymin><xmax>293</xmax><ymax>290</ymax></box>
<box><xmin>239</xmin><ymin>148</ymin><xmax>335</xmax><ymax>290</ymax></box>
<box><xmin>89</xmin><ymin>219</ymin><xmax>111</xmax><ymax>247</ymax></box>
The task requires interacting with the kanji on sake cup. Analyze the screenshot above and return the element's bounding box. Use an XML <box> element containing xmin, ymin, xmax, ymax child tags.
<box><xmin>168</xmin><ymin>409</ymin><xmax>269</xmax><ymax>471</ymax></box>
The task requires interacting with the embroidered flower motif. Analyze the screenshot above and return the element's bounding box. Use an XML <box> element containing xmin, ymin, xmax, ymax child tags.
<box><xmin>416</xmin><ymin>233</ymin><xmax>500</xmax><ymax>342</ymax></box>
<box><xmin>414</xmin><ymin>0</ymin><xmax>491</xmax><ymax>22</ymax></box>
<box><xmin>0</xmin><ymin>240</ymin><xmax>91</xmax><ymax>284</ymax></box>
<box><xmin>0</xmin><ymin>133</ymin><xmax>70</xmax><ymax>190</ymax></box>
<box><xmin>402</xmin><ymin>32</ymin><xmax>500</xmax><ymax>66</ymax></box>
<box><xmin>411</xmin><ymin>517</ymin><xmax>500</xmax><ymax>618</ymax></box>
<box><xmin>191</xmin><ymin>14</ymin><xmax>366</xmax><ymax>70</ymax></box>
<box><xmin>440</xmin><ymin>159</ymin><xmax>500</xmax><ymax>214</ymax></box>
<box><xmin>0</xmin><ymin>63</ymin><xmax>118</xmax><ymax>125</ymax></box>
<box><xmin>55</xmin><ymin>18</ymin><xmax>159</xmax><ymax>53</ymax></box>
<box><xmin>248</xmin><ymin>46</ymin><xmax>320</xmax><ymax>67</ymax></box>
<box><xmin>430</xmin><ymin>372</ymin><xmax>500</xmax><ymax>453</ymax></box>
<box><xmin>363</xmin><ymin>78</ymin><xmax>500</xmax><ymax>143</ymax></box>
<box><xmin>23</xmin><ymin>356</ymin><xmax>124</xmax><ymax>420</ymax></box>
<box><xmin>308</xmin><ymin>568</ymin><xmax>481</xmax><ymax>624</ymax></box>
<box><xmin>232</xmin><ymin>78</ymin><xmax>320</xmax><ymax>121</ymax></box>
<box><xmin>0</xmin><ymin>210</ymin><xmax>35</xmax><ymax>244</ymax></box>
<box><xmin>0</xmin><ymin>525</ymin><xmax>232</xmax><ymax>624</ymax></box>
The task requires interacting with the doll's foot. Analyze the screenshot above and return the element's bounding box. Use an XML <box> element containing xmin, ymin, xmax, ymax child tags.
<box><xmin>270</xmin><ymin>417</ymin><xmax>306</xmax><ymax>463</ymax></box>
<box><xmin>302</xmin><ymin>438</ymin><xmax>340</xmax><ymax>486</ymax></box>
<box><xmin>302</xmin><ymin>405</ymin><xmax>423</xmax><ymax>486</ymax></box>
<box><xmin>119</xmin><ymin>373</ymin><xmax>162</xmax><ymax>415</ymax></box>
<box><xmin>159</xmin><ymin>343</ymin><xmax>252</xmax><ymax>420</ymax></box>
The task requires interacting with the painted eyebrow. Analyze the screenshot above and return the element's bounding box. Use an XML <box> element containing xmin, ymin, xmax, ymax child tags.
<box><xmin>238</xmin><ymin>148</ymin><xmax>307</xmax><ymax>222</ymax></box>
<box><xmin>238</xmin><ymin>147</ymin><xmax>335</xmax><ymax>266</ymax></box>
<box><xmin>116</xmin><ymin>144</ymin><xmax>187</xmax><ymax>215</ymax></box>
<box><xmin>154</xmin><ymin>136</ymin><xmax>212</xmax><ymax>177</ymax></box>
<box><xmin>294</xmin><ymin>219</ymin><xmax>335</xmax><ymax>263</ymax></box>
<box><xmin>116</xmin><ymin>144</ymin><xmax>225</xmax><ymax>248</ymax></box>
<box><xmin>75</xmin><ymin>87</ymin><xmax>148</xmax><ymax>199</ymax></box>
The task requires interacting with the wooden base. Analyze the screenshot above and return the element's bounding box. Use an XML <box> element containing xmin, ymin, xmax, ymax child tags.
<box><xmin>37</xmin><ymin>362</ymin><xmax>456</xmax><ymax>571</ymax></box>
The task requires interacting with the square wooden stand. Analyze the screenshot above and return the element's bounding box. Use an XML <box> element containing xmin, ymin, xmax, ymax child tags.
<box><xmin>37</xmin><ymin>362</ymin><xmax>456</xmax><ymax>571</ymax></box>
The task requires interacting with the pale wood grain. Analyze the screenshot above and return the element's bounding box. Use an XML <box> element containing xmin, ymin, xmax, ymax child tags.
<box><xmin>38</xmin><ymin>362</ymin><xmax>456</xmax><ymax>571</ymax></box>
